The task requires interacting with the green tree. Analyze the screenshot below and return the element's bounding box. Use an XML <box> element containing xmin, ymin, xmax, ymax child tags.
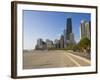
<box><xmin>65</xmin><ymin>44</ymin><xmax>74</xmax><ymax>50</ymax></box>
<box><xmin>72</xmin><ymin>45</ymin><xmax>79</xmax><ymax>51</ymax></box>
<box><xmin>77</xmin><ymin>37</ymin><xmax>90</xmax><ymax>52</ymax></box>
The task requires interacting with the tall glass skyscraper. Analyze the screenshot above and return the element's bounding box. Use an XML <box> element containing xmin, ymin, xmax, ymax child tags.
<box><xmin>66</xmin><ymin>17</ymin><xmax>72</xmax><ymax>40</ymax></box>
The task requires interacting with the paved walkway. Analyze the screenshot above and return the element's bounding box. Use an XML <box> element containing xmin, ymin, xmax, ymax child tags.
<box><xmin>23</xmin><ymin>50</ymin><xmax>91</xmax><ymax>69</ymax></box>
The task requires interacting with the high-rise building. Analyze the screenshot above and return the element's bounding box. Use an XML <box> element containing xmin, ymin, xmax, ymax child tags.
<box><xmin>37</xmin><ymin>38</ymin><xmax>43</xmax><ymax>46</ymax></box>
<box><xmin>35</xmin><ymin>38</ymin><xmax>47</xmax><ymax>50</ymax></box>
<box><xmin>85</xmin><ymin>21</ymin><xmax>91</xmax><ymax>40</ymax></box>
<box><xmin>46</xmin><ymin>39</ymin><xmax>53</xmax><ymax>49</ymax></box>
<box><xmin>66</xmin><ymin>17</ymin><xmax>72</xmax><ymax>40</ymax></box>
<box><xmin>60</xmin><ymin>35</ymin><xmax>64</xmax><ymax>48</ymax></box>
<box><xmin>65</xmin><ymin>17</ymin><xmax>75</xmax><ymax>45</ymax></box>
<box><xmin>69</xmin><ymin>33</ymin><xmax>75</xmax><ymax>45</ymax></box>
<box><xmin>63</xmin><ymin>29</ymin><xmax>67</xmax><ymax>48</ymax></box>
<box><xmin>80</xmin><ymin>20</ymin><xmax>91</xmax><ymax>40</ymax></box>
<box><xmin>80</xmin><ymin>20</ymin><xmax>86</xmax><ymax>39</ymax></box>
<box><xmin>54</xmin><ymin>39</ymin><xmax>60</xmax><ymax>48</ymax></box>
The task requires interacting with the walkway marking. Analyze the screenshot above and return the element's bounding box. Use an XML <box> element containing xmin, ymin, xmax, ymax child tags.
<box><xmin>63</xmin><ymin>53</ymin><xmax>81</xmax><ymax>67</ymax></box>
<box><xmin>67</xmin><ymin>52</ymin><xmax>91</xmax><ymax>64</ymax></box>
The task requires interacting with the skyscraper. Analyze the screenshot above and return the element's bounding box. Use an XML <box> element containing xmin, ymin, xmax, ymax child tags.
<box><xmin>54</xmin><ymin>39</ymin><xmax>60</xmax><ymax>48</ymax></box>
<box><xmin>66</xmin><ymin>17</ymin><xmax>72</xmax><ymax>40</ymax></box>
<box><xmin>63</xmin><ymin>29</ymin><xmax>67</xmax><ymax>48</ymax></box>
<box><xmin>85</xmin><ymin>21</ymin><xmax>91</xmax><ymax>40</ymax></box>
<box><xmin>80</xmin><ymin>20</ymin><xmax>86</xmax><ymax>39</ymax></box>
<box><xmin>80</xmin><ymin>20</ymin><xmax>91</xmax><ymax>40</ymax></box>
<box><xmin>69</xmin><ymin>33</ymin><xmax>76</xmax><ymax>45</ymax></box>
<box><xmin>60</xmin><ymin>35</ymin><xmax>64</xmax><ymax>48</ymax></box>
<box><xmin>65</xmin><ymin>17</ymin><xmax>75</xmax><ymax>45</ymax></box>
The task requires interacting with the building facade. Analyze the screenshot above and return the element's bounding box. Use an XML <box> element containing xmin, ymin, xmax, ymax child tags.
<box><xmin>80</xmin><ymin>20</ymin><xmax>91</xmax><ymax>40</ymax></box>
<box><xmin>54</xmin><ymin>39</ymin><xmax>60</xmax><ymax>48</ymax></box>
<box><xmin>85</xmin><ymin>21</ymin><xmax>91</xmax><ymax>40</ymax></box>
<box><xmin>46</xmin><ymin>39</ymin><xmax>53</xmax><ymax>49</ymax></box>
<box><xmin>35</xmin><ymin>38</ymin><xmax>47</xmax><ymax>50</ymax></box>
<box><xmin>69</xmin><ymin>33</ymin><xmax>76</xmax><ymax>45</ymax></box>
<box><xmin>66</xmin><ymin>17</ymin><xmax>72</xmax><ymax>40</ymax></box>
<box><xmin>63</xmin><ymin>29</ymin><xmax>67</xmax><ymax>48</ymax></box>
<box><xmin>60</xmin><ymin>35</ymin><xmax>64</xmax><ymax>48</ymax></box>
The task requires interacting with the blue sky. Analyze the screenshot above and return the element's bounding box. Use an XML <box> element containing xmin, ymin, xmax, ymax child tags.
<box><xmin>23</xmin><ymin>10</ymin><xmax>90</xmax><ymax>50</ymax></box>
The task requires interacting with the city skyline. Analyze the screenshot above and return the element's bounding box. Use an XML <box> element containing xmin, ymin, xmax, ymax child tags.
<box><xmin>23</xmin><ymin>10</ymin><xmax>91</xmax><ymax>50</ymax></box>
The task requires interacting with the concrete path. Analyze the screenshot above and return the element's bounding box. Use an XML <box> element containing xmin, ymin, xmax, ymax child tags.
<box><xmin>23</xmin><ymin>50</ymin><xmax>91</xmax><ymax>69</ymax></box>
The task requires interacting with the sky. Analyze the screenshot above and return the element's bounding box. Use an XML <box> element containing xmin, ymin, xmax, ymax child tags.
<box><xmin>23</xmin><ymin>10</ymin><xmax>90</xmax><ymax>50</ymax></box>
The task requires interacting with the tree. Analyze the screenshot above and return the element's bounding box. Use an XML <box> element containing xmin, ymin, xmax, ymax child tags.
<box><xmin>72</xmin><ymin>45</ymin><xmax>79</xmax><ymax>51</ymax></box>
<box><xmin>65</xmin><ymin>44</ymin><xmax>74</xmax><ymax>50</ymax></box>
<box><xmin>77</xmin><ymin>37</ymin><xmax>90</xmax><ymax>52</ymax></box>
